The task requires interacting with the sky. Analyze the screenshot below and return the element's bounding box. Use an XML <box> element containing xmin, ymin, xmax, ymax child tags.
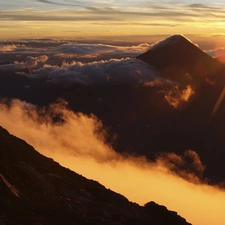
<box><xmin>1</xmin><ymin>0</ymin><xmax>225</xmax><ymax>41</ymax></box>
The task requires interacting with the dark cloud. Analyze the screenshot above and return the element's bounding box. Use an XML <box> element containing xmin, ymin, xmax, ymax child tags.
<box><xmin>56</xmin><ymin>43</ymin><xmax>116</xmax><ymax>58</ymax></box>
<box><xmin>187</xmin><ymin>3</ymin><xmax>225</xmax><ymax>17</ymax></box>
<box><xmin>188</xmin><ymin>4</ymin><xmax>211</xmax><ymax>9</ymax></box>
<box><xmin>0</xmin><ymin>9</ymin><xmax>118</xmax><ymax>22</ymax></box>
<box><xmin>91</xmin><ymin>22</ymin><xmax>180</xmax><ymax>27</ymax></box>
<box><xmin>0</xmin><ymin>63</ymin><xmax>24</xmax><ymax>72</ymax></box>
<box><xmin>30</xmin><ymin>58</ymin><xmax>160</xmax><ymax>86</ymax></box>
<box><xmin>55</xmin><ymin>43</ymin><xmax>151</xmax><ymax>58</ymax></box>
<box><xmin>37</xmin><ymin>0</ymin><xmax>82</xmax><ymax>6</ymax></box>
<box><xmin>0</xmin><ymin>55</ymin><xmax>48</xmax><ymax>71</ymax></box>
<box><xmin>85</xmin><ymin>6</ymin><xmax>198</xmax><ymax>19</ymax></box>
<box><xmin>0</xmin><ymin>5</ymin><xmax>217</xmax><ymax>23</ymax></box>
<box><xmin>156</xmin><ymin>150</ymin><xmax>205</xmax><ymax>183</ymax></box>
<box><xmin>0</xmin><ymin>57</ymin><xmax>161</xmax><ymax>87</ymax></box>
<box><xmin>188</xmin><ymin>3</ymin><xmax>221</xmax><ymax>9</ymax></box>
<box><xmin>0</xmin><ymin>41</ymin><xmax>151</xmax><ymax>61</ymax></box>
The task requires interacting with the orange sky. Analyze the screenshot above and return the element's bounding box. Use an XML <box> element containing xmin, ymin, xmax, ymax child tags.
<box><xmin>1</xmin><ymin>1</ymin><xmax>225</xmax><ymax>41</ymax></box>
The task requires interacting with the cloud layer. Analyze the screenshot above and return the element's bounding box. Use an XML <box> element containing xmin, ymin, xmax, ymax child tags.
<box><xmin>0</xmin><ymin>46</ymin><xmax>194</xmax><ymax>108</ymax></box>
<box><xmin>1</xmin><ymin>1</ymin><xmax>225</xmax><ymax>39</ymax></box>
<box><xmin>1</xmin><ymin>3</ymin><xmax>225</xmax><ymax>22</ymax></box>
<box><xmin>0</xmin><ymin>44</ymin><xmax>17</xmax><ymax>52</ymax></box>
<box><xmin>0</xmin><ymin>40</ymin><xmax>151</xmax><ymax>61</ymax></box>
<box><xmin>1</xmin><ymin>99</ymin><xmax>225</xmax><ymax>225</ymax></box>
<box><xmin>0</xmin><ymin>55</ymin><xmax>48</xmax><ymax>71</ymax></box>
<box><xmin>31</xmin><ymin>58</ymin><xmax>159</xmax><ymax>86</ymax></box>
<box><xmin>55</xmin><ymin>43</ymin><xmax>151</xmax><ymax>58</ymax></box>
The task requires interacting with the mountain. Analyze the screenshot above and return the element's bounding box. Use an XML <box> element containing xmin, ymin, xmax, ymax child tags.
<box><xmin>137</xmin><ymin>35</ymin><xmax>225</xmax><ymax>85</ymax></box>
<box><xmin>1</xmin><ymin>35</ymin><xmax>225</xmax><ymax>185</ymax></box>
<box><xmin>0</xmin><ymin>126</ymin><xmax>191</xmax><ymax>225</ymax></box>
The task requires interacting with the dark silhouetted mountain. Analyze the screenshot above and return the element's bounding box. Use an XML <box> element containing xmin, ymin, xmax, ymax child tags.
<box><xmin>137</xmin><ymin>35</ymin><xmax>225</xmax><ymax>85</ymax></box>
<box><xmin>0</xmin><ymin>126</ymin><xmax>191</xmax><ymax>225</ymax></box>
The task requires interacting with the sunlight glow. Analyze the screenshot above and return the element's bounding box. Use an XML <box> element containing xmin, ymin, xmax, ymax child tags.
<box><xmin>1</xmin><ymin>1</ymin><xmax>225</xmax><ymax>39</ymax></box>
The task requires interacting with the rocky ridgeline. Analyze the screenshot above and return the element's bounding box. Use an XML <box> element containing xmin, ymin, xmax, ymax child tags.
<box><xmin>0</xmin><ymin>126</ymin><xmax>191</xmax><ymax>225</ymax></box>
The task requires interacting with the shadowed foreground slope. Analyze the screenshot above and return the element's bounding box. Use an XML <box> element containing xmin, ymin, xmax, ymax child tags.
<box><xmin>0</xmin><ymin>126</ymin><xmax>191</xmax><ymax>225</ymax></box>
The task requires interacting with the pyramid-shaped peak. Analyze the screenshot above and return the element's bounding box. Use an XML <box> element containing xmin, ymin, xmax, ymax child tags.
<box><xmin>136</xmin><ymin>34</ymin><xmax>224</xmax><ymax>82</ymax></box>
<box><xmin>150</xmin><ymin>34</ymin><xmax>192</xmax><ymax>50</ymax></box>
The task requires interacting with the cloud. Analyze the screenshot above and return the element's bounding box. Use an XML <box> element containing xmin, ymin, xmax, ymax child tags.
<box><xmin>0</xmin><ymin>40</ymin><xmax>69</xmax><ymax>56</ymax></box>
<box><xmin>0</xmin><ymin>63</ymin><xmax>24</xmax><ymax>72</ymax></box>
<box><xmin>1</xmin><ymin>1</ymin><xmax>225</xmax><ymax>41</ymax></box>
<box><xmin>187</xmin><ymin>3</ymin><xmax>224</xmax><ymax>11</ymax></box>
<box><xmin>0</xmin><ymin>44</ymin><xmax>17</xmax><ymax>52</ymax></box>
<box><xmin>0</xmin><ymin>8</ymin><xmax>119</xmax><ymax>22</ymax></box>
<box><xmin>55</xmin><ymin>43</ymin><xmax>119</xmax><ymax>58</ymax></box>
<box><xmin>143</xmin><ymin>79</ymin><xmax>175</xmax><ymax>87</ymax></box>
<box><xmin>0</xmin><ymin>55</ymin><xmax>48</xmax><ymax>71</ymax></box>
<box><xmin>54</xmin><ymin>53</ymin><xmax>93</xmax><ymax>59</ymax></box>
<box><xmin>0</xmin><ymin>40</ymin><xmax>150</xmax><ymax>60</ymax></box>
<box><xmin>37</xmin><ymin>0</ymin><xmax>82</xmax><ymax>7</ymax></box>
<box><xmin>188</xmin><ymin>4</ymin><xmax>208</xmax><ymax>8</ymax></box>
<box><xmin>0</xmin><ymin>5</ymin><xmax>223</xmax><ymax>23</ymax></box>
<box><xmin>0</xmin><ymin>48</ymin><xmax>195</xmax><ymax>108</ymax></box>
<box><xmin>156</xmin><ymin>150</ymin><xmax>205</xmax><ymax>183</ymax></box>
<box><xmin>206</xmin><ymin>47</ymin><xmax>225</xmax><ymax>58</ymax></box>
<box><xmin>1</xmin><ymin>99</ymin><xmax>225</xmax><ymax>225</ymax></box>
<box><xmin>55</xmin><ymin>43</ymin><xmax>151</xmax><ymax>58</ymax></box>
<box><xmin>0</xmin><ymin>51</ymin><xmax>194</xmax><ymax>108</ymax></box>
<box><xmin>25</xmin><ymin>55</ymin><xmax>49</xmax><ymax>68</ymax></box>
<box><xmin>26</xmin><ymin>58</ymin><xmax>160</xmax><ymax>86</ymax></box>
<box><xmin>91</xmin><ymin>21</ymin><xmax>180</xmax><ymax>27</ymax></box>
<box><xmin>164</xmin><ymin>85</ymin><xmax>194</xmax><ymax>108</ymax></box>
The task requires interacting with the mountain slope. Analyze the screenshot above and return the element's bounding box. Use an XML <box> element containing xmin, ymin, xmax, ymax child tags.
<box><xmin>0</xmin><ymin>126</ymin><xmax>191</xmax><ymax>225</ymax></box>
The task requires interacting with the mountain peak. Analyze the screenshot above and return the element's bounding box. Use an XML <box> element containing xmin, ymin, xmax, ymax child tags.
<box><xmin>150</xmin><ymin>34</ymin><xmax>190</xmax><ymax>51</ymax></box>
<box><xmin>137</xmin><ymin>34</ymin><xmax>224</xmax><ymax>84</ymax></box>
<box><xmin>136</xmin><ymin>34</ymin><xmax>201</xmax><ymax>71</ymax></box>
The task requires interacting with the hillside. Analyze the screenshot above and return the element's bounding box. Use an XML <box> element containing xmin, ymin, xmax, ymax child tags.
<box><xmin>0</xmin><ymin>126</ymin><xmax>191</xmax><ymax>225</ymax></box>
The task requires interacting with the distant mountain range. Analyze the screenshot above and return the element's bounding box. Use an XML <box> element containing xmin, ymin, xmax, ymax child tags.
<box><xmin>0</xmin><ymin>126</ymin><xmax>191</xmax><ymax>225</ymax></box>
